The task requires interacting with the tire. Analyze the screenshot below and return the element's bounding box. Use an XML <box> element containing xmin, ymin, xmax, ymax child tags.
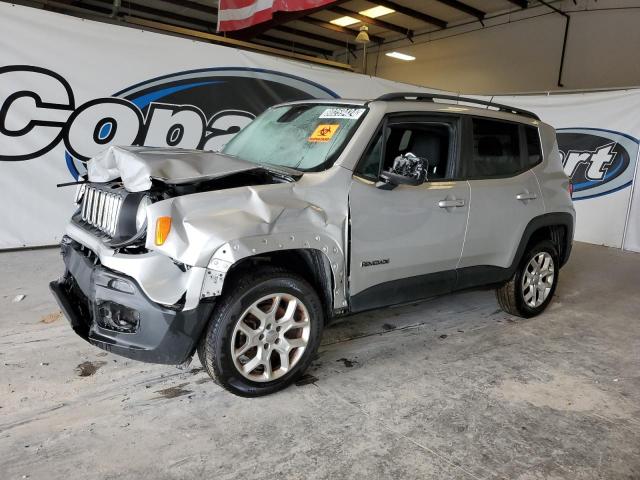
<box><xmin>197</xmin><ymin>267</ymin><xmax>324</xmax><ymax>397</ymax></box>
<box><xmin>496</xmin><ymin>240</ymin><xmax>559</xmax><ymax>318</ymax></box>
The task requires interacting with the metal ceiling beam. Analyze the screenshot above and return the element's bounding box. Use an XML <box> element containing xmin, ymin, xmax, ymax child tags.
<box><xmin>276</xmin><ymin>25</ymin><xmax>355</xmax><ymax>52</ymax></box>
<box><xmin>506</xmin><ymin>0</ymin><xmax>529</xmax><ymax>8</ymax></box>
<box><xmin>327</xmin><ymin>6</ymin><xmax>413</xmax><ymax>37</ymax></box>
<box><xmin>434</xmin><ymin>0</ymin><xmax>485</xmax><ymax>21</ymax></box>
<box><xmin>302</xmin><ymin>17</ymin><xmax>385</xmax><ymax>44</ymax></box>
<box><xmin>373</xmin><ymin>0</ymin><xmax>447</xmax><ymax>29</ymax></box>
<box><xmin>154</xmin><ymin>0</ymin><xmax>217</xmax><ymax>16</ymax></box>
<box><xmin>20</xmin><ymin>0</ymin><xmax>353</xmax><ymax>69</ymax></box>
<box><xmin>257</xmin><ymin>34</ymin><xmax>334</xmax><ymax>57</ymax></box>
<box><xmin>124</xmin><ymin>1</ymin><xmax>336</xmax><ymax>57</ymax></box>
<box><xmin>87</xmin><ymin>0</ymin><xmax>216</xmax><ymax>30</ymax></box>
<box><xmin>125</xmin><ymin>17</ymin><xmax>353</xmax><ymax>70</ymax></box>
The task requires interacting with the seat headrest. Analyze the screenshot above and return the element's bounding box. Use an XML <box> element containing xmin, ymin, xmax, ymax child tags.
<box><xmin>409</xmin><ymin>134</ymin><xmax>440</xmax><ymax>166</ymax></box>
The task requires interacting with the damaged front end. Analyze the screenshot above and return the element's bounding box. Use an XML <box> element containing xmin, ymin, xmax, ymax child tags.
<box><xmin>74</xmin><ymin>146</ymin><xmax>301</xmax><ymax>253</ymax></box>
<box><xmin>51</xmin><ymin>145</ymin><xmax>349</xmax><ymax>365</ymax></box>
<box><xmin>50</xmin><ymin>236</ymin><xmax>215</xmax><ymax>364</ymax></box>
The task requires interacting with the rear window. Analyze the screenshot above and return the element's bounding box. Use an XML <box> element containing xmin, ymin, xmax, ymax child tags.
<box><xmin>468</xmin><ymin>118</ymin><xmax>521</xmax><ymax>178</ymax></box>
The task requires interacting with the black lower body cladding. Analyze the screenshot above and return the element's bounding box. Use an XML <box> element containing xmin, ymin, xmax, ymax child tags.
<box><xmin>50</xmin><ymin>236</ymin><xmax>214</xmax><ymax>365</ymax></box>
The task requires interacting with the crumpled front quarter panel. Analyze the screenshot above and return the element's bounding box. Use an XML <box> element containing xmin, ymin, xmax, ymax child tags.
<box><xmin>146</xmin><ymin>168</ymin><xmax>352</xmax><ymax>269</ymax></box>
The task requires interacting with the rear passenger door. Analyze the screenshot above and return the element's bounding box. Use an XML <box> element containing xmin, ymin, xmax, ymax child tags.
<box><xmin>457</xmin><ymin>118</ymin><xmax>545</xmax><ymax>284</ymax></box>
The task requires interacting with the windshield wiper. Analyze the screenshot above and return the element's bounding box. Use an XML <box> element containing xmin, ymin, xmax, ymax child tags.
<box><xmin>258</xmin><ymin>163</ymin><xmax>303</xmax><ymax>181</ymax></box>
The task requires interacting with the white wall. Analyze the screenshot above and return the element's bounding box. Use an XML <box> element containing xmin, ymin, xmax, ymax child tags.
<box><xmin>363</xmin><ymin>0</ymin><xmax>640</xmax><ymax>94</ymax></box>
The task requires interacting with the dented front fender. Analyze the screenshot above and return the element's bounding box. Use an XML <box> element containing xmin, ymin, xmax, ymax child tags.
<box><xmin>146</xmin><ymin>167</ymin><xmax>352</xmax><ymax>309</ymax></box>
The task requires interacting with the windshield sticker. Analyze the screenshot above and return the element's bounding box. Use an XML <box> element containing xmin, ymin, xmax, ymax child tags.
<box><xmin>309</xmin><ymin>124</ymin><xmax>340</xmax><ymax>142</ymax></box>
<box><xmin>319</xmin><ymin>108</ymin><xmax>365</xmax><ymax>119</ymax></box>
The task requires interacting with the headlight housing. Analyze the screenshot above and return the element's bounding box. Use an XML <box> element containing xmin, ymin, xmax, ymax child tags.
<box><xmin>109</xmin><ymin>193</ymin><xmax>154</xmax><ymax>248</ymax></box>
<box><xmin>135</xmin><ymin>196</ymin><xmax>152</xmax><ymax>232</ymax></box>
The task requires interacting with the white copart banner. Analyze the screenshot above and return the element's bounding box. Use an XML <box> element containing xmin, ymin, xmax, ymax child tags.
<box><xmin>0</xmin><ymin>3</ymin><xmax>438</xmax><ymax>248</ymax></box>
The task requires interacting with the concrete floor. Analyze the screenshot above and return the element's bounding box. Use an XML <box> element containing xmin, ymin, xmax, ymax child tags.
<box><xmin>1</xmin><ymin>242</ymin><xmax>639</xmax><ymax>479</ymax></box>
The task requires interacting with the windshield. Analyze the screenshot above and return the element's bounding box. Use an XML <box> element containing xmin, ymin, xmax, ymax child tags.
<box><xmin>222</xmin><ymin>104</ymin><xmax>367</xmax><ymax>171</ymax></box>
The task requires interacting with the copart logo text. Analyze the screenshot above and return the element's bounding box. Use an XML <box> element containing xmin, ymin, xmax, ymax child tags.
<box><xmin>0</xmin><ymin>65</ymin><xmax>337</xmax><ymax>177</ymax></box>
<box><xmin>557</xmin><ymin>128</ymin><xmax>638</xmax><ymax>201</ymax></box>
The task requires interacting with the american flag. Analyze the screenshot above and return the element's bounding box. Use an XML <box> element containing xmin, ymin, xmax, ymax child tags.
<box><xmin>217</xmin><ymin>0</ymin><xmax>336</xmax><ymax>32</ymax></box>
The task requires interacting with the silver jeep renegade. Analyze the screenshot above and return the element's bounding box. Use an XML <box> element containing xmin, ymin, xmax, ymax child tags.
<box><xmin>51</xmin><ymin>93</ymin><xmax>575</xmax><ymax>396</ymax></box>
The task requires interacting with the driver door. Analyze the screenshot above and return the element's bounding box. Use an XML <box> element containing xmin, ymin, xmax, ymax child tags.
<box><xmin>348</xmin><ymin>114</ymin><xmax>469</xmax><ymax>312</ymax></box>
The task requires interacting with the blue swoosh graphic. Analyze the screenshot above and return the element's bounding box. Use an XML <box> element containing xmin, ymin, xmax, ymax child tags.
<box><xmin>573</xmin><ymin>154</ymin><xmax>625</xmax><ymax>191</ymax></box>
<box><xmin>129</xmin><ymin>81</ymin><xmax>221</xmax><ymax>108</ymax></box>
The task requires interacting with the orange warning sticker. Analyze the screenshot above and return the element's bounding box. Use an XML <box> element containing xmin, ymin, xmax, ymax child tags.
<box><xmin>309</xmin><ymin>124</ymin><xmax>340</xmax><ymax>142</ymax></box>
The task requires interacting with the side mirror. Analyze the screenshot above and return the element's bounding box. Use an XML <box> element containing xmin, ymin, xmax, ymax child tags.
<box><xmin>376</xmin><ymin>153</ymin><xmax>428</xmax><ymax>190</ymax></box>
<box><xmin>377</xmin><ymin>170</ymin><xmax>424</xmax><ymax>189</ymax></box>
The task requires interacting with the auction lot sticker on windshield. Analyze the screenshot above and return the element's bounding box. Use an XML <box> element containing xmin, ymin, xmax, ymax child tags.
<box><xmin>319</xmin><ymin>108</ymin><xmax>365</xmax><ymax>119</ymax></box>
<box><xmin>309</xmin><ymin>124</ymin><xmax>340</xmax><ymax>142</ymax></box>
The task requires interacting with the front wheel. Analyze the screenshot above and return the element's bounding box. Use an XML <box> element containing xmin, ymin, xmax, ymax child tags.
<box><xmin>198</xmin><ymin>267</ymin><xmax>323</xmax><ymax>397</ymax></box>
<box><xmin>496</xmin><ymin>240</ymin><xmax>559</xmax><ymax>318</ymax></box>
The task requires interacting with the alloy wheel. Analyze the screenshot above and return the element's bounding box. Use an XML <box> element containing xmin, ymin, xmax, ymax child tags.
<box><xmin>521</xmin><ymin>251</ymin><xmax>555</xmax><ymax>308</ymax></box>
<box><xmin>231</xmin><ymin>293</ymin><xmax>311</xmax><ymax>382</ymax></box>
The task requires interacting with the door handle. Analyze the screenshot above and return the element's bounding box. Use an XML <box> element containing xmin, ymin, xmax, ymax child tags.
<box><xmin>516</xmin><ymin>192</ymin><xmax>538</xmax><ymax>201</ymax></box>
<box><xmin>438</xmin><ymin>199</ymin><xmax>465</xmax><ymax>208</ymax></box>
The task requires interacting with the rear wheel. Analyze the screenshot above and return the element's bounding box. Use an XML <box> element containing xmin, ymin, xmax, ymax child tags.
<box><xmin>496</xmin><ymin>240</ymin><xmax>559</xmax><ymax>318</ymax></box>
<box><xmin>198</xmin><ymin>267</ymin><xmax>323</xmax><ymax>397</ymax></box>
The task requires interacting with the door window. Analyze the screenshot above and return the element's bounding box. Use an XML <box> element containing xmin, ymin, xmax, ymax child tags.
<box><xmin>356</xmin><ymin>121</ymin><xmax>453</xmax><ymax>181</ymax></box>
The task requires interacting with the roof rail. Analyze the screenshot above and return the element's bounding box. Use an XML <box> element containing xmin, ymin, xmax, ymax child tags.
<box><xmin>373</xmin><ymin>92</ymin><xmax>540</xmax><ymax>120</ymax></box>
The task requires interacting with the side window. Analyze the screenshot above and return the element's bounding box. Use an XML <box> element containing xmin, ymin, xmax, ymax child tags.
<box><xmin>525</xmin><ymin>126</ymin><xmax>542</xmax><ymax>167</ymax></box>
<box><xmin>469</xmin><ymin>118</ymin><xmax>521</xmax><ymax>178</ymax></box>
<box><xmin>383</xmin><ymin>123</ymin><xmax>452</xmax><ymax>180</ymax></box>
<box><xmin>355</xmin><ymin>119</ymin><xmax>455</xmax><ymax>181</ymax></box>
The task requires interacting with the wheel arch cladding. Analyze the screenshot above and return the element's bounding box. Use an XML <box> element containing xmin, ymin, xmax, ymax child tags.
<box><xmin>201</xmin><ymin>237</ymin><xmax>346</xmax><ymax>316</ymax></box>
<box><xmin>516</xmin><ymin>213</ymin><xmax>574</xmax><ymax>269</ymax></box>
<box><xmin>225</xmin><ymin>249</ymin><xmax>335</xmax><ymax>321</ymax></box>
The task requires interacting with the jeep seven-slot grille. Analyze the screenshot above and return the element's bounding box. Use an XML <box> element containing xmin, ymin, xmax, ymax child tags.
<box><xmin>80</xmin><ymin>186</ymin><xmax>123</xmax><ymax>236</ymax></box>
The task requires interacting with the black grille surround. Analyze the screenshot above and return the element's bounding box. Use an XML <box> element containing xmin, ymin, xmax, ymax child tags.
<box><xmin>74</xmin><ymin>183</ymin><xmax>150</xmax><ymax>248</ymax></box>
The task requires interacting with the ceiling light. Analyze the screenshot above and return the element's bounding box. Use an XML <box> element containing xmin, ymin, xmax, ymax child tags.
<box><xmin>330</xmin><ymin>16</ymin><xmax>359</xmax><ymax>27</ymax></box>
<box><xmin>386</xmin><ymin>51</ymin><xmax>416</xmax><ymax>61</ymax></box>
<box><xmin>355</xmin><ymin>25</ymin><xmax>370</xmax><ymax>44</ymax></box>
<box><xmin>359</xmin><ymin>6</ymin><xmax>395</xmax><ymax>18</ymax></box>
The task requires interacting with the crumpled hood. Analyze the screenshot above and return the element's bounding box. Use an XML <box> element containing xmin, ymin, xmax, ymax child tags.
<box><xmin>87</xmin><ymin>145</ymin><xmax>261</xmax><ymax>192</ymax></box>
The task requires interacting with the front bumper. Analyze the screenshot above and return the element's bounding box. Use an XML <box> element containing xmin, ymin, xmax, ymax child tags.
<box><xmin>50</xmin><ymin>237</ymin><xmax>214</xmax><ymax>365</ymax></box>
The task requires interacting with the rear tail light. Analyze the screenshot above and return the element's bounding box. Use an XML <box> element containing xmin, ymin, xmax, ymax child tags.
<box><xmin>568</xmin><ymin>182</ymin><xmax>574</xmax><ymax>198</ymax></box>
